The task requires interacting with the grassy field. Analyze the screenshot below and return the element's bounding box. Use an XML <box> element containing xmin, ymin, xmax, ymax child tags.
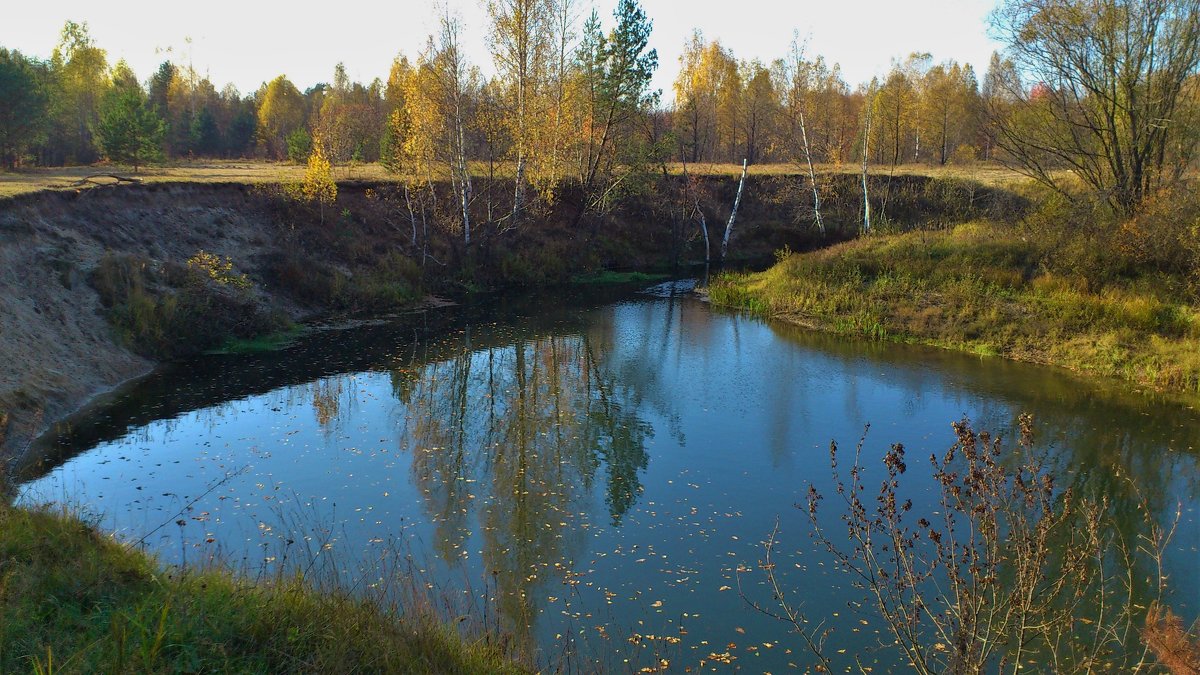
<box><xmin>0</xmin><ymin>161</ymin><xmax>399</xmax><ymax>199</ymax></box>
<box><xmin>672</xmin><ymin>160</ymin><xmax>1028</xmax><ymax>186</ymax></box>
<box><xmin>0</xmin><ymin>499</ymin><xmax>526</xmax><ymax>674</ymax></box>
<box><xmin>0</xmin><ymin>159</ymin><xmax>1031</xmax><ymax>199</ymax></box>
<box><xmin>709</xmin><ymin>221</ymin><xmax>1200</xmax><ymax>394</ymax></box>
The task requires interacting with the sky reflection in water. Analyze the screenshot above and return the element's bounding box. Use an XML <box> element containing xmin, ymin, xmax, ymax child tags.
<box><xmin>19</xmin><ymin>282</ymin><xmax>1200</xmax><ymax>671</ymax></box>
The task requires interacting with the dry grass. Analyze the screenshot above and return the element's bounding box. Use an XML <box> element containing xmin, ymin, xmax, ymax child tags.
<box><xmin>710</xmin><ymin>222</ymin><xmax>1200</xmax><ymax>394</ymax></box>
<box><xmin>0</xmin><ymin>160</ymin><xmax>1031</xmax><ymax>199</ymax></box>
<box><xmin>671</xmin><ymin>161</ymin><xmax>1029</xmax><ymax>186</ymax></box>
<box><xmin>0</xmin><ymin>161</ymin><xmax>401</xmax><ymax>199</ymax></box>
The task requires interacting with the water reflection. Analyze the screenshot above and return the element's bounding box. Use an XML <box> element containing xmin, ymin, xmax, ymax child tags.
<box><xmin>390</xmin><ymin>327</ymin><xmax>657</xmax><ymax>642</ymax></box>
<box><xmin>17</xmin><ymin>281</ymin><xmax>1200</xmax><ymax>671</ymax></box>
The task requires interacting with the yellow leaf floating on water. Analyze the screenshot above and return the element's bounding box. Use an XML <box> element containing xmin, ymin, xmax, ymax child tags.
<box><xmin>651</xmin><ymin>600</ymin><xmax>663</xmax><ymax>608</ymax></box>
<box><xmin>735</xmin><ymin>627</ymin><xmax>745</xmax><ymax>634</ymax></box>
<box><xmin>718</xmin><ymin>585</ymin><xmax>732</xmax><ymax>591</ymax></box>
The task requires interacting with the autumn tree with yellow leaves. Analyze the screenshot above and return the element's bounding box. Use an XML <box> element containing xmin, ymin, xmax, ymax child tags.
<box><xmin>301</xmin><ymin>136</ymin><xmax>337</xmax><ymax>224</ymax></box>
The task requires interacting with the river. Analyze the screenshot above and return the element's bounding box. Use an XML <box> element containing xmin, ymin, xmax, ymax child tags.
<box><xmin>18</xmin><ymin>281</ymin><xmax>1199</xmax><ymax>672</ymax></box>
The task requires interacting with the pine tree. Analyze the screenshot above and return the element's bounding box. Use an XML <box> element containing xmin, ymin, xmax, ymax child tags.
<box><xmin>94</xmin><ymin>83</ymin><xmax>165</xmax><ymax>172</ymax></box>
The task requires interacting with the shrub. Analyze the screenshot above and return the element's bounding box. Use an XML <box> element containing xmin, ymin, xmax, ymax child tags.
<box><xmin>1113</xmin><ymin>182</ymin><xmax>1200</xmax><ymax>286</ymax></box>
<box><xmin>186</xmin><ymin>250</ymin><xmax>251</xmax><ymax>289</ymax></box>
<box><xmin>264</xmin><ymin>251</ymin><xmax>421</xmax><ymax>312</ymax></box>
<box><xmin>756</xmin><ymin>416</ymin><xmax>1179</xmax><ymax>673</ymax></box>
<box><xmin>90</xmin><ymin>254</ymin><xmax>282</xmax><ymax>359</ymax></box>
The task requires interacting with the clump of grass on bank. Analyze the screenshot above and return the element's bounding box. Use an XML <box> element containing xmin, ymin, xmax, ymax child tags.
<box><xmin>571</xmin><ymin>270</ymin><xmax>670</xmax><ymax>285</ymax></box>
<box><xmin>0</xmin><ymin>501</ymin><xmax>526</xmax><ymax>674</ymax></box>
<box><xmin>710</xmin><ymin>216</ymin><xmax>1200</xmax><ymax>393</ymax></box>
<box><xmin>205</xmin><ymin>325</ymin><xmax>305</xmax><ymax>355</ymax></box>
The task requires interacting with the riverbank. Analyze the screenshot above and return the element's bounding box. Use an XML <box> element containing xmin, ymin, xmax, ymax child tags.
<box><xmin>1</xmin><ymin>172</ymin><xmax>1011</xmax><ymax>466</ymax></box>
<box><xmin>0</xmin><ymin>499</ymin><xmax>526</xmax><ymax>673</ymax></box>
<box><xmin>709</xmin><ymin>220</ymin><xmax>1200</xmax><ymax>395</ymax></box>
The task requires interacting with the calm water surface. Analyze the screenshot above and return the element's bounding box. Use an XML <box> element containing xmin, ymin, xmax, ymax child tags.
<box><xmin>18</xmin><ymin>282</ymin><xmax>1200</xmax><ymax>671</ymax></box>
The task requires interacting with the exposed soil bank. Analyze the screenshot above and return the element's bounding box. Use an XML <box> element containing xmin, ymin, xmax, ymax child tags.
<box><xmin>0</xmin><ymin>174</ymin><xmax>1012</xmax><ymax>467</ymax></box>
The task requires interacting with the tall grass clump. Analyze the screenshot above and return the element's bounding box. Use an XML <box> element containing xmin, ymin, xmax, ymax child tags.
<box><xmin>0</xmin><ymin>500</ymin><xmax>528</xmax><ymax>674</ymax></box>
<box><xmin>710</xmin><ymin>181</ymin><xmax>1200</xmax><ymax>394</ymax></box>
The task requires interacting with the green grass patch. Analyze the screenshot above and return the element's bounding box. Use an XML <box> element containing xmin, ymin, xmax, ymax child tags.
<box><xmin>0</xmin><ymin>501</ymin><xmax>527</xmax><ymax>674</ymax></box>
<box><xmin>709</xmin><ymin>221</ymin><xmax>1200</xmax><ymax>394</ymax></box>
<box><xmin>205</xmin><ymin>325</ymin><xmax>304</xmax><ymax>355</ymax></box>
<box><xmin>571</xmin><ymin>270</ymin><xmax>670</xmax><ymax>285</ymax></box>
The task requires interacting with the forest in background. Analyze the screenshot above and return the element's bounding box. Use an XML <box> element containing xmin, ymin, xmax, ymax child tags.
<box><xmin>3</xmin><ymin>1</ymin><xmax>1200</xmax><ymax>672</ymax></box>
<box><xmin>2</xmin><ymin>0</ymin><xmax>1195</xmax><ymax>219</ymax></box>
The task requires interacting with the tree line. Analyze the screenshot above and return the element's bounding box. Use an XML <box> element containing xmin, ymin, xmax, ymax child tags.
<box><xmin>1</xmin><ymin>0</ymin><xmax>1197</xmax><ymax>218</ymax></box>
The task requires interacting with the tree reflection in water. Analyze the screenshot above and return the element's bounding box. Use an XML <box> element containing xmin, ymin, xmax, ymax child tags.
<box><xmin>391</xmin><ymin>322</ymin><xmax>651</xmax><ymax>644</ymax></box>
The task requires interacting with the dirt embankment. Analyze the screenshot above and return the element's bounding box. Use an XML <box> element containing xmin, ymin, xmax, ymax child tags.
<box><xmin>0</xmin><ymin>174</ymin><xmax>1013</xmax><ymax>468</ymax></box>
<box><xmin>0</xmin><ymin>184</ymin><xmax>302</xmax><ymax>465</ymax></box>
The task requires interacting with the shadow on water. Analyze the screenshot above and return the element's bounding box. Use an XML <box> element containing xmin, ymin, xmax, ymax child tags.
<box><xmin>16</xmin><ymin>279</ymin><xmax>1200</xmax><ymax>670</ymax></box>
<box><xmin>19</xmin><ymin>282</ymin><xmax>685</xmax><ymax>482</ymax></box>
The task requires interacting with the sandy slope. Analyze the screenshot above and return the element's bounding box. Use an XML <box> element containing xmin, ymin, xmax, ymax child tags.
<box><xmin>0</xmin><ymin>184</ymin><xmax>299</xmax><ymax>467</ymax></box>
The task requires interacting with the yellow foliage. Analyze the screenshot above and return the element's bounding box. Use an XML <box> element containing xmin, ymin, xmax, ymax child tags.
<box><xmin>186</xmin><ymin>250</ymin><xmax>251</xmax><ymax>289</ymax></box>
<box><xmin>302</xmin><ymin>140</ymin><xmax>337</xmax><ymax>207</ymax></box>
<box><xmin>256</xmin><ymin>75</ymin><xmax>306</xmax><ymax>159</ymax></box>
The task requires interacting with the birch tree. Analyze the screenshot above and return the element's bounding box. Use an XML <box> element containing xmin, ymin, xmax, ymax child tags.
<box><xmin>721</xmin><ymin>158</ymin><xmax>748</xmax><ymax>261</ymax></box>
<box><xmin>407</xmin><ymin>11</ymin><xmax>478</xmax><ymax>246</ymax></box>
<box><xmin>919</xmin><ymin>61</ymin><xmax>980</xmax><ymax>166</ymax></box>
<box><xmin>49</xmin><ymin>21</ymin><xmax>109</xmax><ymax>164</ymax></box>
<box><xmin>256</xmin><ymin>75</ymin><xmax>306</xmax><ymax>160</ymax></box>
<box><xmin>487</xmin><ymin>0</ymin><xmax>555</xmax><ymax>223</ymax></box>
<box><xmin>776</xmin><ymin>39</ymin><xmax>825</xmax><ymax>234</ymax></box>
<box><xmin>861</xmin><ymin>80</ymin><xmax>877</xmax><ymax>235</ymax></box>
<box><xmin>673</xmin><ymin>34</ymin><xmax>739</xmax><ymax>163</ymax></box>
<box><xmin>544</xmin><ymin>0</ymin><xmax>581</xmax><ymax>194</ymax></box>
<box><xmin>739</xmin><ymin>61</ymin><xmax>778</xmax><ymax>165</ymax></box>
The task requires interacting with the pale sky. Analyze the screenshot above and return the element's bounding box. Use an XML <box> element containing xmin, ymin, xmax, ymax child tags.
<box><xmin>1</xmin><ymin>0</ymin><xmax>1006</xmax><ymax>100</ymax></box>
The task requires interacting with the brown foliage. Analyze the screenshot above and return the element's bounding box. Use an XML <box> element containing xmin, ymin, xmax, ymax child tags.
<box><xmin>1145</xmin><ymin>602</ymin><xmax>1200</xmax><ymax>675</ymax></box>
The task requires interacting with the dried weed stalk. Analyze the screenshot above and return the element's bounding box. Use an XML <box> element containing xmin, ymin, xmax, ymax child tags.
<box><xmin>772</xmin><ymin>414</ymin><xmax>1181</xmax><ymax>673</ymax></box>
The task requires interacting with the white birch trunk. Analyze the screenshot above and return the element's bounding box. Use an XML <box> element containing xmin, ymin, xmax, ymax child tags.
<box><xmin>454</xmin><ymin>92</ymin><xmax>472</xmax><ymax>245</ymax></box>
<box><xmin>404</xmin><ymin>183</ymin><xmax>418</xmax><ymax>247</ymax></box>
<box><xmin>721</xmin><ymin>158</ymin><xmax>748</xmax><ymax>262</ymax></box>
<box><xmin>798</xmin><ymin>110</ymin><xmax>824</xmax><ymax>235</ymax></box>
<box><xmin>512</xmin><ymin>153</ymin><xmax>526</xmax><ymax>223</ymax></box>
<box><xmin>862</xmin><ymin>93</ymin><xmax>873</xmax><ymax>235</ymax></box>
